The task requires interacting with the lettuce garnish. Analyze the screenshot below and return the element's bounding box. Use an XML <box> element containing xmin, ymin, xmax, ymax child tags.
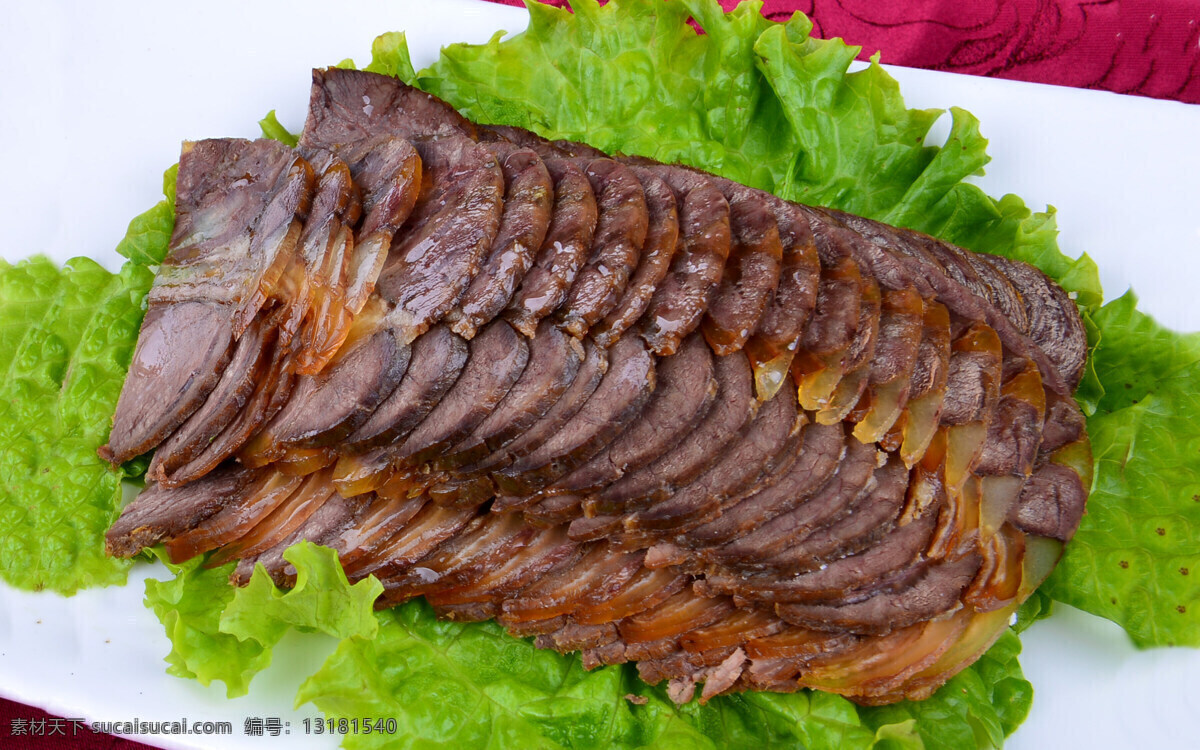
<box><xmin>142</xmin><ymin>541</ymin><xmax>1026</xmax><ymax>750</ymax></box>
<box><xmin>1</xmin><ymin>0</ymin><xmax>1198</xmax><ymax>746</ymax></box>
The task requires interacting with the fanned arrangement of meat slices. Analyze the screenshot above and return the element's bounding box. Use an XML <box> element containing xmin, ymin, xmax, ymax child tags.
<box><xmin>101</xmin><ymin>68</ymin><xmax>1092</xmax><ymax>706</ymax></box>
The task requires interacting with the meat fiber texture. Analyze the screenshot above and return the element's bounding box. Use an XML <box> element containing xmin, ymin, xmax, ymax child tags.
<box><xmin>102</xmin><ymin>68</ymin><xmax>1092</xmax><ymax>706</ymax></box>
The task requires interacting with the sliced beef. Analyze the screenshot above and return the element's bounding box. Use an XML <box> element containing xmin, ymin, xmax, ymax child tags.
<box><xmin>1008</xmin><ymin>461</ymin><xmax>1088</xmax><ymax>541</ymax></box>
<box><xmin>720</xmin><ymin>508</ymin><xmax>939</xmax><ymax>605</ymax></box>
<box><xmin>105</xmin><ymin>464</ymin><xmax>264</xmax><ymax>558</ymax></box>
<box><xmin>799</xmin><ymin>220</ymin><xmax>863</xmax><ymax>356</ymax></box>
<box><xmin>448</xmin><ymin>144</ymin><xmax>553</xmax><ymax>339</ymax></box>
<box><xmin>162</xmin><ymin>470</ymin><xmax>305</xmax><ymax>564</ymax></box>
<box><xmin>500</xmin><ymin>542</ymin><xmax>643</xmax><ymax>623</ymax></box>
<box><xmin>425</xmin><ymin>526</ymin><xmax>580</xmax><ymax>608</ymax></box>
<box><xmin>378</xmin><ymin>513</ymin><xmax>537</xmax><ymax>603</ymax></box>
<box><xmin>505</xmin><ymin>158</ymin><xmax>598</xmax><ymax>336</ymax></box>
<box><xmin>230</xmin><ymin>492</ymin><xmax>360</xmax><ymax>587</ymax></box>
<box><xmin>776</xmin><ymin>553</ymin><xmax>982</xmax><ymax>635</ymax></box>
<box><xmin>962</xmin><ymin>254</ymin><xmax>1029</xmax><ymax>335</ymax></box>
<box><xmin>166</xmin><ymin>334</ymin><xmax>296</xmax><ymax>484</ymax></box>
<box><xmin>301</xmin><ymin>67</ymin><xmax>477</xmax><ymax>143</ymax></box>
<box><xmin>686</xmin><ymin>421</ymin><xmax>845</xmax><ymax>550</ymax></box>
<box><xmin>815</xmin><ymin>277</ymin><xmax>882</xmax><ymax>424</ymax></box>
<box><xmin>974</xmin><ymin>358</ymin><xmax>1045</xmax><ymax>476</ymax></box>
<box><xmin>710</xmin><ymin>437</ymin><xmax>880</xmax><ymax>569</ymax></box>
<box><xmin>636</xmin><ymin>165</ymin><xmax>732</xmax><ymax>356</ymax></box>
<box><xmin>386</xmin><ymin>320</ymin><xmax>529</xmax><ymax>469</ymax></box>
<box><xmin>699</xmin><ymin>182</ymin><xmax>782</xmax><ymax>356</ymax></box>
<box><xmin>206</xmin><ymin>468</ymin><xmax>338</xmax><ymax>567</ymax></box>
<box><xmin>343</xmin><ymin>325</ymin><xmax>469</xmax><ymax>452</ymax></box>
<box><xmin>868</xmin><ymin>289</ymin><xmax>925</xmax><ymax>387</ymax></box>
<box><xmin>558</xmin><ymin>158</ymin><xmax>649</xmax><ymax>337</ymax></box>
<box><xmin>741</xmin><ymin>198</ymin><xmax>822</xmax><ymax>400</ymax></box>
<box><xmin>310</xmin><ymin>136</ymin><xmax>422</xmax><ymax>317</ymax></box>
<box><xmin>100</xmin><ymin>137</ymin><xmax>314</xmax><ymax>465</ymax></box>
<box><xmin>101</xmin><ymin>302</ymin><xmax>235</xmax><ymax>466</ymax></box>
<box><xmin>495</xmin><ymin>334</ymin><xmax>656</xmax><ymax>495</ymax></box>
<box><xmin>376</xmin><ymin>136</ymin><xmax>505</xmax><ymax>343</ymax></box>
<box><xmin>579</xmin><ymin>350</ymin><xmax>755</xmax><ymax>521</ymax></box>
<box><xmin>1039</xmin><ymin>390</ymin><xmax>1087</xmax><ymax>455</ymax></box>
<box><xmin>249</xmin><ymin>326</ymin><xmax>410</xmax><ymax>453</ymax></box>
<box><xmin>145</xmin><ymin>139</ymin><xmax>313</xmax><ymax>335</ymax></box>
<box><xmin>334</xmin><ymin>494</ymin><xmax>430</xmax><ymax>576</ymax></box>
<box><xmin>591</xmin><ymin>166</ymin><xmax>680</xmax><ymax>349</ymax></box>
<box><xmin>434</xmin><ymin>321</ymin><xmax>584</xmax><ymax>472</ymax></box>
<box><xmin>755</xmin><ymin>454</ymin><xmax>910</xmax><ymax>574</ymax></box>
<box><xmin>850</xmin><ymin>290</ymin><xmax>925</xmax><ymax>443</ymax></box>
<box><xmin>459</xmin><ymin>338</ymin><xmax>607</xmax><ymax>480</ymax></box>
<box><xmin>986</xmin><ymin>254</ymin><xmax>1089</xmax><ymax>389</ymax></box>
<box><xmin>144</xmin><ymin>309</ymin><xmax>271</xmax><ymax>481</ymax></box>
<box><xmin>352</xmin><ymin>504</ymin><xmax>477</xmax><ymax>580</ymax></box>
<box><xmin>624</xmin><ymin>384</ymin><xmax>803</xmax><ymax>534</ymax></box>
<box><xmin>550</xmin><ymin>333</ymin><xmax>716</xmax><ymax>496</ymax></box>
<box><xmin>939</xmin><ymin>322</ymin><xmax>1003</xmax><ymax>425</ymax></box>
<box><xmin>275</xmin><ymin>151</ymin><xmax>362</xmax><ymax>373</ymax></box>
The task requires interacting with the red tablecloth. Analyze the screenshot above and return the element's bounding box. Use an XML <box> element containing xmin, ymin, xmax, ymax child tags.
<box><xmin>486</xmin><ymin>0</ymin><xmax>1200</xmax><ymax>104</ymax></box>
<box><xmin>5</xmin><ymin>1</ymin><xmax>1193</xmax><ymax>747</ymax></box>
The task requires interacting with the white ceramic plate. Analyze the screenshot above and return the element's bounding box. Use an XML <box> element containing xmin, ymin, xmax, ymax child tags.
<box><xmin>1</xmin><ymin>1</ymin><xmax>1198</xmax><ymax>748</ymax></box>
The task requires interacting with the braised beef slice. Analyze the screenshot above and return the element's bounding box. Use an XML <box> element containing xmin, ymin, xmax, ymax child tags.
<box><xmin>591</xmin><ymin>166</ymin><xmax>680</xmax><ymax>349</ymax></box>
<box><xmin>264</xmin><ymin>327</ymin><xmax>411</xmax><ymax>449</ymax></box>
<box><xmin>457</xmin><ymin>338</ymin><xmax>607</xmax><ymax>479</ymax></box>
<box><xmin>687</xmin><ymin>421</ymin><xmax>845</xmax><ymax>550</ymax></box>
<box><xmin>636</xmin><ymin>164</ymin><xmax>732</xmax><ymax>356</ymax></box>
<box><xmin>699</xmin><ymin>182</ymin><xmax>782</xmax><ymax>356</ymax></box>
<box><xmin>505</xmin><ymin>158</ymin><xmax>598</xmax><ymax>336</ymax></box>
<box><xmin>435</xmin><ymin>321</ymin><xmax>584</xmax><ymax>472</ymax></box>
<box><xmin>986</xmin><ymin>254</ymin><xmax>1089</xmax><ymax>390</ymax></box>
<box><xmin>448</xmin><ymin>144</ymin><xmax>553</xmax><ymax>339</ymax></box>
<box><xmin>711</xmin><ymin>437</ymin><xmax>879</xmax><ymax>569</ymax></box>
<box><xmin>496</xmin><ymin>334</ymin><xmax>656</xmax><ymax>494</ymax></box>
<box><xmin>388</xmin><ymin>320</ymin><xmax>529</xmax><ymax>469</ymax></box>
<box><xmin>776</xmin><ymin>553</ymin><xmax>982</xmax><ymax>636</ymax></box>
<box><xmin>301</xmin><ymin>68</ymin><xmax>477</xmax><ymax>144</ymax></box>
<box><xmin>580</xmin><ymin>350</ymin><xmax>755</xmax><ymax>520</ymax></box>
<box><xmin>344</xmin><ymin>324</ymin><xmax>469</xmax><ymax>451</ymax></box>
<box><xmin>1008</xmin><ymin>461</ymin><xmax>1088</xmax><ymax>541</ymax></box>
<box><xmin>626</xmin><ymin>384</ymin><xmax>803</xmax><ymax>534</ymax></box>
<box><xmin>552</xmin><ymin>333</ymin><xmax>716</xmax><ymax>495</ymax></box>
<box><xmin>376</xmin><ymin>136</ymin><xmax>504</xmax><ymax>343</ymax></box>
<box><xmin>558</xmin><ymin>158</ymin><xmax>649</xmax><ymax>337</ymax></box>
<box><xmin>105</xmin><ymin>464</ymin><xmax>263</xmax><ymax>558</ymax></box>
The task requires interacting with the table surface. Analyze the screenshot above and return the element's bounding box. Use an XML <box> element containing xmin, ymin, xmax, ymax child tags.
<box><xmin>1</xmin><ymin>1</ymin><xmax>1198</xmax><ymax>748</ymax></box>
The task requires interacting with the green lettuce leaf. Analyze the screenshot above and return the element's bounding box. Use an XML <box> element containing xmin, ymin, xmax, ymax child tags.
<box><xmin>1043</xmin><ymin>292</ymin><xmax>1200</xmax><ymax>647</ymax></box>
<box><xmin>144</xmin><ymin>553</ymin><xmax>269</xmax><ymax>697</ymax></box>
<box><xmin>260</xmin><ymin>110</ymin><xmax>300</xmax><ymax>147</ymax></box>
<box><xmin>0</xmin><ymin>255</ymin><xmax>153</xmax><ymax>593</ymax></box>
<box><xmin>0</xmin><ymin>159</ymin><xmax>174</xmax><ymax>595</ymax></box>
<box><xmin>297</xmin><ymin>597</ymin><xmax>1024</xmax><ymax>750</ymax></box>
<box><xmin>144</xmin><ymin>542</ymin><xmax>382</xmax><ymax>698</ymax></box>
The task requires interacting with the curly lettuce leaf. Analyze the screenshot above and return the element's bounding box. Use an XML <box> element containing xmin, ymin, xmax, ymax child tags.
<box><xmin>144</xmin><ymin>553</ymin><xmax>269</xmax><ymax>697</ymax></box>
<box><xmin>260</xmin><ymin>110</ymin><xmax>300</xmax><ymax>147</ymax></box>
<box><xmin>0</xmin><ymin>256</ymin><xmax>153</xmax><ymax>593</ymax></box>
<box><xmin>1043</xmin><ymin>292</ymin><xmax>1200</xmax><ymax>647</ymax></box>
<box><xmin>220</xmin><ymin>542</ymin><xmax>383</xmax><ymax>647</ymax></box>
<box><xmin>144</xmin><ymin>542</ymin><xmax>382</xmax><ymax>698</ymax></box>
<box><xmin>297</xmin><ymin>597</ymin><xmax>941</xmax><ymax>750</ymax></box>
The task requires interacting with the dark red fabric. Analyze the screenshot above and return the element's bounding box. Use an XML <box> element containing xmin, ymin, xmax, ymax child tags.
<box><xmin>485</xmin><ymin>0</ymin><xmax>1200</xmax><ymax>104</ymax></box>
<box><xmin>0</xmin><ymin>698</ymin><xmax>149</xmax><ymax>749</ymax></box>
